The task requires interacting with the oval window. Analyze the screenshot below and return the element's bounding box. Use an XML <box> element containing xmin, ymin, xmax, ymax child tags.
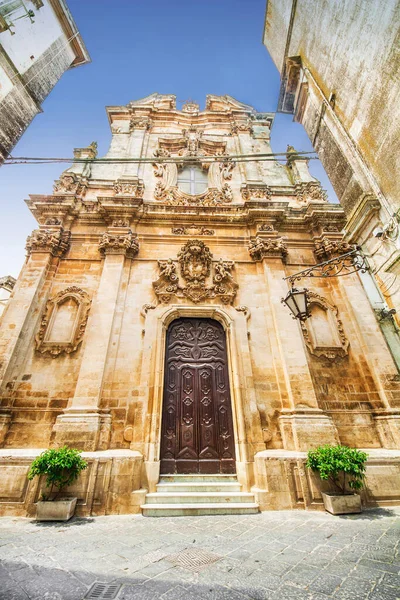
<box><xmin>177</xmin><ymin>166</ymin><xmax>208</xmax><ymax>195</ymax></box>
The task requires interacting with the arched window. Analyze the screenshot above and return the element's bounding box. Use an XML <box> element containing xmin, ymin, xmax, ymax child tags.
<box><xmin>177</xmin><ymin>166</ymin><xmax>208</xmax><ymax>195</ymax></box>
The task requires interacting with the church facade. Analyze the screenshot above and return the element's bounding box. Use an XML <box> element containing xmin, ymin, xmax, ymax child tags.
<box><xmin>0</xmin><ymin>94</ymin><xmax>399</xmax><ymax>516</ymax></box>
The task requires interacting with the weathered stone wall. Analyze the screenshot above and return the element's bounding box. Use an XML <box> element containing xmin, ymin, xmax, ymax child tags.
<box><xmin>264</xmin><ymin>0</ymin><xmax>400</xmax><ymax>213</ymax></box>
<box><xmin>263</xmin><ymin>0</ymin><xmax>400</xmax><ymax>370</ymax></box>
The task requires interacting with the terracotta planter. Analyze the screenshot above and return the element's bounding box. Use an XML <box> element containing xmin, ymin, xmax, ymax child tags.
<box><xmin>36</xmin><ymin>497</ymin><xmax>77</xmax><ymax>521</ymax></box>
<box><xmin>322</xmin><ymin>492</ymin><xmax>361</xmax><ymax>515</ymax></box>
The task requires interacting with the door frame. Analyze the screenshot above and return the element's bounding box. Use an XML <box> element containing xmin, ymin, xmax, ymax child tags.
<box><xmin>160</xmin><ymin>316</ymin><xmax>237</xmax><ymax>475</ymax></box>
<box><xmin>135</xmin><ymin>304</ymin><xmax>265</xmax><ymax>493</ymax></box>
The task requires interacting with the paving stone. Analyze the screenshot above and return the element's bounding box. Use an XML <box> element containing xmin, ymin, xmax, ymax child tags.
<box><xmin>368</xmin><ymin>585</ymin><xmax>400</xmax><ymax>600</ymax></box>
<box><xmin>359</xmin><ymin>558</ymin><xmax>400</xmax><ymax>573</ymax></box>
<box><xmin>336</xmin><ymin>577</ymin><xmax>375</xmax><ymax>597</ymax></box>
<box><xmin>272</xmin><ymin>584</ymin><xmax>313</xmax><ymax>600</ymax></box>
<box><xmin>309</xmin><ymin>573</ymin><xmax>343</xmax><ymax>595</ymax></box>
<box><xmin>382</xmin><ymin>572</ymin><xmax>400</xmax><ymax>587</ymax></box>
<box><xmin>0</xmin><ymin>590</ymin><xmax>30</xmax><ymax>600</ymax></box>
<box><xmin>0</xmin><ymin>510</ymin><xmax>399</xmax><ymax>600</ymax></box>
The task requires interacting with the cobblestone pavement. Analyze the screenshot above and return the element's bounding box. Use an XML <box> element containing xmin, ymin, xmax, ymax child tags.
<box><xmin>0</xmin><ymin>508</ymin><xmax>399</xmax><ymax>600</ymax></box>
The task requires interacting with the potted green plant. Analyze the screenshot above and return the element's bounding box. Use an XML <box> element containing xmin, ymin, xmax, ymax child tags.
<box><xmin>28</xmin><ymin>446</ymin><xmax>88</xmax><ymax>521</ymax></box>
<box><xmin>306</xmin><ymin>444</ymin><xmax>368</xmax><ymax>515</ymax></box>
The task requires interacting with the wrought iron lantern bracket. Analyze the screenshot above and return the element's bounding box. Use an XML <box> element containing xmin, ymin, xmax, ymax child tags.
<box><xmin>284</xmin><ymin>246</ymin><xmax>369</xmax><ymax>286</ymax></box>
<box><xmin>281</xmin><ymin>247</ymin><xmax>369</xmax><ymax>321</ymax></box>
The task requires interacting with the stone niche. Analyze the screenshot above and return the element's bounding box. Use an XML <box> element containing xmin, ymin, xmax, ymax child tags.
<box><xmin>35</xmin><ymin>287</ymin><xmax>91</xmax><ymax>357</ymax></box>
<box><xmin>300</xmin><ymin>292</ymin><xmax>349</xmax><ymax>360</ymax></box>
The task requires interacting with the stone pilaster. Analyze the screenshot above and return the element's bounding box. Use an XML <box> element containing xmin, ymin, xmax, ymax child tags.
<box><xmin>52</xmin><ymin>227</ymin><xmax>139</xmax><ymax>451</ymax></box>
<box><xmin>0</xmin><ymin>226</ymin><xmax>70</xmax><ymax>445</ymax></box>
<box><xmin>251</xmin><ymin>242</ymin><xmax>339</xmax><ymax>451</ymax></box>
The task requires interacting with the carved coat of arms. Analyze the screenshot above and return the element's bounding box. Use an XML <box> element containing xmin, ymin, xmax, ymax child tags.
<box><xmin>152</xmin><ymin>239</ymin><xmax>238</xmax><ymax>304</ymax></box>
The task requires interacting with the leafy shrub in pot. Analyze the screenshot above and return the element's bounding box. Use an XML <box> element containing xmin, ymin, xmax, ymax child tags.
<box><xmin>28</xmin><ymin>446</ymin><xmax>88</xmax><ymax>520</ymax></box>
<box><xmin>306</xmin><ymin>444</ymin><xmax>368</xmax><ymax>514</ymax></box>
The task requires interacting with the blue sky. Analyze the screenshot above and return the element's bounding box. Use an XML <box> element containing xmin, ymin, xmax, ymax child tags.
<box><xmin>0</xmin><ymin>0</ymin><xmax>336</xmax><ymax>277</ymax></box>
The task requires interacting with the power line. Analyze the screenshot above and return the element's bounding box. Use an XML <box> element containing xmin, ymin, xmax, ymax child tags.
<box><xmin>4</xmin><ymin>150</ymin><xmax>319</xmax><ymax>166</ymax></box>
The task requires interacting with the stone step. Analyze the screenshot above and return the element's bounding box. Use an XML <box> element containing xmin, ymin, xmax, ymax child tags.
<box><xmin>141</xmin><ymin>503</ymin><xmax>259</xmax><ymax>517</ymax></box>
<box><xmin>159</xmin><ymin>475</ymin><xmax>238</xmax><ymax>483</ymax></box>
<box><xmin>145</xmin><ymin>492</ymin><xmax>255</xmax><ymax>504</ymax></box>
<box><xmin>156</xmin><ymin>482</ymin><xmax>242</xmax><ymax>493</ymax></box>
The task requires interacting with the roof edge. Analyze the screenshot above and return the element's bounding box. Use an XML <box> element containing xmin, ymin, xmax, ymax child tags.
<box><xmin>49</xmin><ymin>0</ymin><xmax>91</xmax><ymax>67</ymax></box>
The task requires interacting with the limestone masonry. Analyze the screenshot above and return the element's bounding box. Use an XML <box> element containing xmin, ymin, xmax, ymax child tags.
<box><xmin>0</xmin><ymin>94</ymin><xmax>399</xmax><ymax>516</ymax></box>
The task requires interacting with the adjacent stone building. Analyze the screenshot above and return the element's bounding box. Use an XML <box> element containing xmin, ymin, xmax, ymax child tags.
<box><xmin>263</xmin><ymin>0</ymin><xmax>400</xmax><ymax>365</ymax></box>
<box><xmin>0</xmin><ymin>0</ymin><xmax>90</xmax><ymax>163</ymax></box>
<box><xmin>0</xmin><ymin>275</ymin><xmax>15</xmax><ymax>318</ymax></box>
<box><xmin>0</xmin><ymin>94</ymin><xmax>399</xmax><ymax>516</ymax></box>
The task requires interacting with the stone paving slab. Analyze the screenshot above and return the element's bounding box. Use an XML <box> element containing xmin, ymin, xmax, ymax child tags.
<box><xmin>0</xmin><ymin>508</ymin><xmax>399</xmax><ymax>600</ymax></box>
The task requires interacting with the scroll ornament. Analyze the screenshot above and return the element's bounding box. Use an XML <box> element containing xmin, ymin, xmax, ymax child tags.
<box><xmin>153</xmin><ymin>239</ymin><xmax>238</xmax><ymax>304</ymax></box>
<box><xmin>171</xmin><ymin>224</ymin><xmax>215</xmax><ymax>236</ymax></box>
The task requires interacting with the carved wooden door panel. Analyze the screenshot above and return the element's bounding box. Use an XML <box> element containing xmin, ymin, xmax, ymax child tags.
<box><xmin>160</xmin><ymin>318</ymin><xmax>236</xmax><ymax>474</ymax></box>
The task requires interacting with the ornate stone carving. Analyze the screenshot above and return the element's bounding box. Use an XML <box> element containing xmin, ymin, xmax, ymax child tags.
<box><xmin>26</xmin><ymin>228</ymin><xmax>70</xmax><ymax>257</ymax></box>
<box><xmin>152</xmin><ymin>240</ymin><xmax>238</xmax><ymax>305</ymax></box>
<box><xmin>241</xmin><ymin>185</ymin><xmax>272</xmax><ymax>201</ymax></box>
<box><xmin>314</xmin><ymin>237</ymin><xmax>355</xmax><ymax>260</ymax></box>
<box><xmin>300</xmin><ymin>292</ymin><xmax>349</xmax><ymax>360</ymax></box>
<box><xmin>140</xmin><ymin>303</ymin><xmax>157</xmax><ymax>318</ymax></box>
<box><xmin>171</xmin><ymin>224</ymin><xmax>215</xmax><ymax>236</ymax></box>
<box><xmin>230</xmin><ymin>120</ymin><xmax>253</xmax><ymax>135</ymax></box>
<box><xmin>129</xmin><ymin>117</ymin><xmax>152</xmax><ymax>131</ymax></box>
<box><xmin>154</xmin><ymin>180</ymin><xmax>233</xmax><ymax>206</ymax></box>
<box><xmin>181</xmin><ymin>100</ymin><xmax>200</xmax><ymax>114</ymax></box>
<box><xmin>114</xmin><ymin>181</ymin><xmax>144</xmax><ymax>197</ymax></box>
<box><xmin>178</xmin><ymin>240</ymin><xmax>212</xmax><ymax>283</ymax></box>
<box><xmin>112</xmin><ymin>219</ymin><xmax>129</xmax><ymax>228</ymax></box>
<box><xmin>53</xmin><ymin>173</ymin><xmax>81</xmax><ymax>194</ymax></box>
<box><xmin>296</xmin><ymin>182</ymin><xmax>328</xmax><ymax>203</ymax></box>
<box><xmin>248</xmin><ymin>236</ymin><xmax>288</xmax><ymax>262</ymax></box>
<box><xmin>258</xmin><ymin>223</ymin><xmax>275</xmax><ymax>232</ymax></box>
<box><xmin>35</xmin><ymin>287</ymin><xmax>91</xmax><ymax>357</ymax></box>
<box><xmin>44</xmin><ymin>218</ymin><xmax>62</xmax><ymax>226</ymax></box>
<box><xmin>235</xmin><ymin>305</ymin><xmax>251</xmax><ymax>320</ymax></box>
<box><xmin>152</xmin><ymin>132</ymin><xmax>233</xmax><ymax>205</ymax></box>
<box><xmin>98</xmin><ymin>231</ymin><xmax>139</xmax><ymax>258</ymax></box>
<box><xmin>0</xmin><ymin>275</ymin><xmax>16</xmax><ymax>292</ymax></box>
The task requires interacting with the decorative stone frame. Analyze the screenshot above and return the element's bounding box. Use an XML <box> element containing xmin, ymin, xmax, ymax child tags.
<box><xmin>300</xmin><ymin>292</ymin><xmax>349</xmax><ymax>360</ymax></box>
<box><xmin>35</xmin><ymin>287</ymin><xmax>91</xmax><ymax>357</ymax></box>
<box><xmin>134</xmin><ymin>304</ymin><xmax>265</xmax><ymax>494</ymax></box>
<box><xmin>152</xmin><ymin>131</ymin><xmax>234</xmax><ymax>206</ymax></box>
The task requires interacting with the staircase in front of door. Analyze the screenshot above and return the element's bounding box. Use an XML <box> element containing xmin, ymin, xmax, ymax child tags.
<box><xmin>141</xmin><ymin>474</ymin><xmax>259</xmax><ymax>516</ymax></box>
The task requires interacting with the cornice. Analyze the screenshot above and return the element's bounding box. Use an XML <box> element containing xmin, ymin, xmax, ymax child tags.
<box><xmin>48</xmin><ymin>0</ymin><xmax>91</xmax><ymax>67</ymax></box>
<box><xmin>344</xmin><ymin>194</ymin><xmax>381</xmax><ymax>243</ymax></box>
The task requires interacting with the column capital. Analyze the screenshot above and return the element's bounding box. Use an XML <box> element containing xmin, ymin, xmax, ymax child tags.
<box><xmin>248</xmin><ymin>235</ymin><xmax>288</xmax><ymax>263</ymax></box>
<box><xmin>98</xmin><ymin>228</ymin><xmax>139</xmax><ymax>259</ymax></box>
<box><xmin>25</xmin><ymin>227</ymin><xmax>70</xmax><ymax>257</ymax></box>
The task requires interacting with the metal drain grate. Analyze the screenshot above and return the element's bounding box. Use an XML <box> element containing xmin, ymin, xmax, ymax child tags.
<box><xmin>84</xmin><ymin>582</ymin><xmax>121</xmax><ymax>599</ymax></box>
<box><xmin>165</xmin><ymin>548</ymin><xmax>221</xmax><ymax>572</ymax></box>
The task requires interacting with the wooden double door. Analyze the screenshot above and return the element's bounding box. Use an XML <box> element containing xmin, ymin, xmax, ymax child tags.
<box><xmin>160</xmin><ymin>318</ymin><xmax>236</xmax><ymax>474</ymax></box>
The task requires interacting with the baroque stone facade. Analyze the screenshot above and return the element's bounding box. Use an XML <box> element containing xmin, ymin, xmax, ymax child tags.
<box><xmin>0</xmin><ymin>94</ymin><xmax>400</xmax><ymax>515</ymax></box>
